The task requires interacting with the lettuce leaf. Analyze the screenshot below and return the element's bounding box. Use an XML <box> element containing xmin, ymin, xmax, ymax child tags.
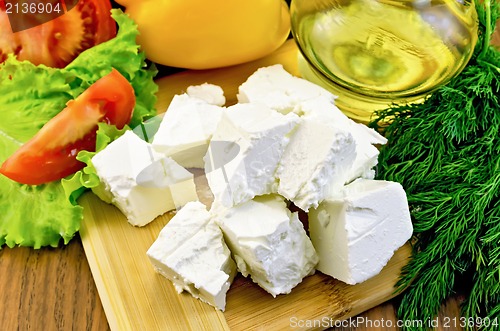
<box><xmin>62</xmin><ymin>123</ymin><xmax>129</xmax><ymax>205</ymax></box>
<box><xmin>65</xmin><ymin>9</ymin><xmax>158</xmax><ymax>126</ymax></box>
<box><xmin>62</xmin><ymin>115</ymin><xmax>164</xmax><ymax>204</ymax></box>
<box><xmin>0</xmin><ymin>9</ymin><xmax>158</xmax><ymax>249</ymax></box>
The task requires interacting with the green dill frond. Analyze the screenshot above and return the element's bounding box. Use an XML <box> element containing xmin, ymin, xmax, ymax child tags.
<box><xmin>397</xmin><ymin>257</ymin><xmax>457</xmax><ymax>331</ymax></box>
<box><xmin>369</xmin><ymin>0</ymin><xmax>500</xmax><ymax>327</ymax></box>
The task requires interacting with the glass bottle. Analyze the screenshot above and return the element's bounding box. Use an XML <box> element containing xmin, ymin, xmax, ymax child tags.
<box><xmin>290</xmin><ymin>0</ymin><xmax>478</xmax><ymax>122</ymax></box>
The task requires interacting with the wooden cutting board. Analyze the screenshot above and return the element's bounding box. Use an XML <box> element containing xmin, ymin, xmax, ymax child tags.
<box><xmin>79</xmin><ymin>39</ymin><xmax>412</xmax><ymax>331</ymax></box>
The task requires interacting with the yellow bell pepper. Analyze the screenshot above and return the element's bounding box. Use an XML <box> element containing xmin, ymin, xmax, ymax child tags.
<box><xmin>115</xmin><ymin>0</ymin><xmax>291</xmax><ymax>69</ymax></box>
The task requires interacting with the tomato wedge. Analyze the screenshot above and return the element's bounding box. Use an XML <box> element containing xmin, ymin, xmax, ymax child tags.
<box><xmin>0</xmin><ymin>68</ymin><xmax>136</xmax><ymax>185</ymax></box>
<box><xmin>0</xmin><ymin>0</ymin><xmax>116</xmax><ymax>68</ymax></box>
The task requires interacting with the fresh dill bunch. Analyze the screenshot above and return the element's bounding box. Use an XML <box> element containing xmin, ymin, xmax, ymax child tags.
<box><xmin>369</xmin><ymin>1</ymin><xmax>500</xmax><ymax>330</ymax></box>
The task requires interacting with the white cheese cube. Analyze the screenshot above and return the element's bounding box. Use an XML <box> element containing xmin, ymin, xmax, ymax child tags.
<box><xmin>147</xmin><ymin>201</ymin><xmax>236</xmax><ymax>311</ymax></box>
<box><xmin>213</xmin><ymin>195</ymin><xmax>319</xmax><ymax>297</ymax></box>
<box><xmin>204</xmin><ymin>103</ymin><xmax>300</xmax><ymax>208</ymax></box>
<box><xmin>277</xmin><ymin>115</ymin><xmax>357</xmax><ymax>211</ymax></box>
<box><xmin>299</xmin><ymin>97</ymin><xmax>387</xmax><ymax>182</ymax></box>
<box><xmin>152</xmin><ymin>93</ymin><xmax>224</xmax><ymax>168</ymax></box>
<box><xmin>187</xmin><ymin>83</ymin><xmax>226</xmax><ymax>106</ymax></box>
<box><xmin>237</xmin><ymin>64</ymin><xmax>387</xmax><ymax>184</ymax></box>
<box><xmin>237</xmin><ymin>64</ymin><xmax>335</xmax><ymax>115</ymax></box>
<box><xmin>91</xmin><ymin>131</ymin><xmax>198</xmax><ymax>226</ymax></box>
<box><xmin>308</xmin><ymin>179</ymin><xmax>413</xmax><ymax>285</ymax></box>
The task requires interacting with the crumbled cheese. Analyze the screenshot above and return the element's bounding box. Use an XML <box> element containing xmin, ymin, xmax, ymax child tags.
<box><xmin>237</xmin><ymin>64</ymin><xmax>334</xmax><ymax>115</ymax></box>
<box><xmin>213</xmin><ymin>195</ymin><xmax>319</xmax><ymax>297</ymax></box>
<box><xmin>187</xmin><ymin>83</ymin><xmax>226</xmax><ymax>106</ymax></box>
<box><xmin>152</xmin><ymin>93</ymin><xmax>224</xmax><ymax>168</ymax></box>
<box><xmin>91</xmin><ymin>130</ymin><xmax>198</xmax><ymax>226</ymax></box>
<box><xmin>308</xmin><ymin>179</ymin><xmax>413</xmax><ymax>285</ymax></box>
<box><xmin>141</xmin><ymin>65</ymin><xmax>413</xmax><ymax>310</ymax></box>
<box><xmin>204</xmin><ymin>103</ymin><xmax>300</xmax><ymax>208</ymax></box>
<box><xmin>147</xmin><ymin>201</ymin><xmax>236</xmax><ymax>311</ymax></box>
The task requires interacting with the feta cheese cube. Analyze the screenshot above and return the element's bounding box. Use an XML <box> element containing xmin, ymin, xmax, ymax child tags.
<box><xmin>237</xmin><ymin>64</ymin><xmax>387</xmax><ymax>184</ymax></box>
<box><xmin>91</xmin><ymin>130</ymin><xmax>198</xmax><ymax>226</ymax></box>
<box><xmin>204</xmin><ymin>103</ymin><xmax>300</xmax><ymax>208</ymax></box>
<box><xmin>152</xmin><ymin>93</ymin><xmax>224</xmax><ymax>168</ymax></box>
<box><xmin>147</xmin><ymin>201</ymin><xmax>236</xmax><ymax>311</ymax></box>
<box><xmin>276</xmin><ymin>115</ymin><xmax>357</xmax><ymax>211</ymax></box>
<box><xmin>213</xmin><ymin>195</ymin><xmax>319</xmax><ymax>297</ymax></box>
<box><xmin>299</xmin><ymin>97</ymin><xmax>387</xmax><ymax>182</ymax></box>
<box><xmin>308</xmin><ymin>179</ymin><xmax>413</xmax><ymax>285</ymax></box>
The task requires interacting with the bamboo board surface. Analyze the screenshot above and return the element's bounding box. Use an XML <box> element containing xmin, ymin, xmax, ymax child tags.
<box><xmin>79</xmin><ymin>39</ymin><xmax>412</xmax><ymax>331</ymax></box>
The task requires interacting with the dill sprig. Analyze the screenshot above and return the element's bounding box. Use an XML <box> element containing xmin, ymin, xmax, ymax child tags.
<box><xmin>369</xmin><ymin>1</ymin><xmax>500</xmax><ymax>329</ymax></box>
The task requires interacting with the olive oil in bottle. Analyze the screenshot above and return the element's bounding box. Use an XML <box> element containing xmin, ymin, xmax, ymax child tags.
<box><xmin>291</xmin><ymin>0</ymin><xmax>478</xmax><ymax>121</ymax></box>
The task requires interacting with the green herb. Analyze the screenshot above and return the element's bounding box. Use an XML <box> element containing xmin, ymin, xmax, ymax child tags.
<box><xmin>0</xmin><ymin>9</ymin><xmax>157</xmax><ymax>249</ymax></box>
<box><xmin>369</xmin><ymin>1</ymin><xmax>500</xmax><ymax>329</ymax></box>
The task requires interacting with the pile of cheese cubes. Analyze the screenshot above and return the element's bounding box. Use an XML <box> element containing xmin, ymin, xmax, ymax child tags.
<box><xmin>91</xmin><ymin>65</ymin><xmax>413</xmax><ymax>311</ymax></box>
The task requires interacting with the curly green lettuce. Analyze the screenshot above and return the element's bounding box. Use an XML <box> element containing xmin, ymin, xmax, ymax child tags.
<box><xmin>62</xmin><ymin>123</ymin><xmax>129</xmax><ymax>206</ymax></box>
<box><xmin>0</xmin><ymin>9</ymin><xmax>158</xmax><ymax>248</ymax></box>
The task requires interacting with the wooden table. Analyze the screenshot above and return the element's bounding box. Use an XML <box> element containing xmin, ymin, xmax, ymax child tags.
<box><xmin>0</xmin><ymin>240</ymin><xmax>466</xmax><ymax>331</ymax></box>
<box><xmin>1</xmin><ymin>22</ymin><xmax>498</xmax><ymax>331</ymax></box>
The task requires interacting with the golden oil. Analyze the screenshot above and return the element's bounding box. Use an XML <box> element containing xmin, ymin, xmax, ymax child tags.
<box><xmin>291</xmin><ymin>0</ymin><xmax>478</xmax><ymax>122</ymax></box>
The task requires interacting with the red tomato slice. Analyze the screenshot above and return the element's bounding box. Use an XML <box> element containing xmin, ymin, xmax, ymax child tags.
<box><xmin>0</xmin><ymin>0</ymin><xmax>116</xmax><ymax>68</ymax></box>
<box><xmin>0</xmin><ymin>68</ymin><xmax>136</xmax><ymax>185</ymax></box>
